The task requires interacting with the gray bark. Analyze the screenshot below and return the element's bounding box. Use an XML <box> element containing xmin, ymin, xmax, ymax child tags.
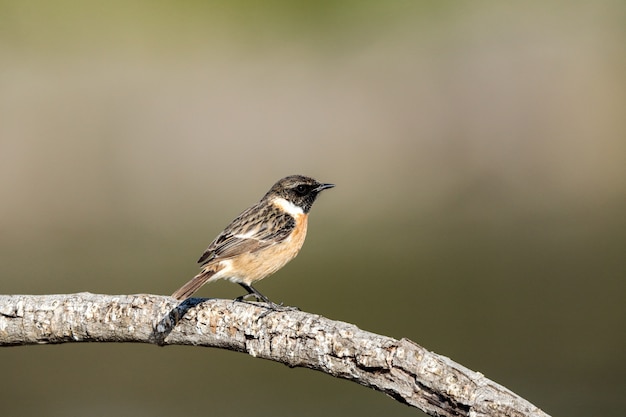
<box><xmin>0</xmin><ymin>293</ymin><xmax>549</xmax><ymax>417</ymax></box>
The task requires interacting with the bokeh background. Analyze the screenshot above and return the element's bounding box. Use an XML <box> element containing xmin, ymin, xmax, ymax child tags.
<box><xmin>1</xmin><ymin>1</ymin><xmax>625</xmax><ymax>416</ymax></box>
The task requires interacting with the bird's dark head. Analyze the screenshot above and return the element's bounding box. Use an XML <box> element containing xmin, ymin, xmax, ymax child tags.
<box><xmin>265</xmin><ymin>175</ymin><xmax>334</xmax><ymax>214</ymax></box>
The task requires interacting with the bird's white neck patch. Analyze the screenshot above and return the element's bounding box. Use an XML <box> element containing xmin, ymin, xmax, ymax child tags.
<box><xmin>273</xmin><ymin>197</ymin><xmax>304</xmax><ymax>216</ymax></box>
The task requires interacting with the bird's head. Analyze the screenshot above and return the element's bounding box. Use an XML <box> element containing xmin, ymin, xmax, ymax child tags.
<box><xmin>265</xmin><ymin>175</ymin><xmax>334</xmax><ymax>214</ymax></box>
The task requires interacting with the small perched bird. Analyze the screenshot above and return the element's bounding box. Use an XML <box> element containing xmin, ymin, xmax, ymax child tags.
<box><xmin>171</xmin><ymin>175</ymin><xmax>334</xmax><ymax>307</ymax></box>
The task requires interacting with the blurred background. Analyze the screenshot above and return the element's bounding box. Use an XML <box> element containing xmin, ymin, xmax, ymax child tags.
<box><xmin>1</xmin><ymin>1</ymin><xmax>625</xmax><ymax>416</ymax></box>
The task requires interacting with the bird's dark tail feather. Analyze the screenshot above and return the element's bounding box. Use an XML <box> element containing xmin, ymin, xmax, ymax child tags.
<box><xmin>171</xmin><ymin>270</ymin><xmax>216</xmax><ymax>300</ymax></box>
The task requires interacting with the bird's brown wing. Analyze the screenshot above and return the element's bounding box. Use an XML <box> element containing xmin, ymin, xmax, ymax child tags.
<box><xmin>172</xmin><ymin>203</ymin><xmax>296</xmax><ymax>300</ymax></box>
<box><xmin>197</xmin><ymin>202</ymin><xmax>296</xmax><ymax>266</ymax></box>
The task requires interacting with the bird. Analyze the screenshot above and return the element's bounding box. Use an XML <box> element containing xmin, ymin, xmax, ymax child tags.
<box><xmin>171</xmin><ymin>175</ymin><xmax>334</xmax><ymax>307</ymax></box>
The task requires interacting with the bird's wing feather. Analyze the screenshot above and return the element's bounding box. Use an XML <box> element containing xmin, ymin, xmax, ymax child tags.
<box><xmin>197</xmin><ymin>202</ymin><xmax>295</xmax><ymax>265</ymax></box>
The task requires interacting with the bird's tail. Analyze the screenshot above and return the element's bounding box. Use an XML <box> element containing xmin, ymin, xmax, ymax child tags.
<box><xmin>171</xmin><ymin>269</ymin><xmax>216</xmax><ymax>300</ymax></box>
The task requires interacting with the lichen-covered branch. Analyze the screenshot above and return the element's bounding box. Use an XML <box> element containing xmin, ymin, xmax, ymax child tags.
<box><xmin>0</xmin><ymin>293</ymin><xmax>549</xmax><ymax>417</ymax></box>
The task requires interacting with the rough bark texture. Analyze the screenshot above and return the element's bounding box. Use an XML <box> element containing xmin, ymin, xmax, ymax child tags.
<box><xmin>0</xmin><ymin>293</ymin><xmax>549</xmax><ymax>417</ymax></box>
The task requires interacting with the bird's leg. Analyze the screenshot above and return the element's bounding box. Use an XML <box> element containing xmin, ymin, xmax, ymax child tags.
<box><xmin>237</xmin><ymin>283</ymin><xmax>273</xmax><ymax>304</ymax></box>
<box><xmin>236</xmin><ymin>283</ymin><xmax>299</xmax><ymax>312</ymax></box>
<box><xmin>234</xmin><ymin>292</ymin><xmax>258</xmax><ymax>303</ymax></box>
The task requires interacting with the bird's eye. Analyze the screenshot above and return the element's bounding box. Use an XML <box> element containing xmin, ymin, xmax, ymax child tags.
<box><xmin>294</xmin><ymin>184</ymin><xmax>308</xmax><ymax>195</ymax></box>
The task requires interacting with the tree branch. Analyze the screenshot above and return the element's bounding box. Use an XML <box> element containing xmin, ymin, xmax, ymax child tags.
<box><xmin>0</xmin><ymin>293</ymin><xmax>548</xmax><ymax>417</ymax></box>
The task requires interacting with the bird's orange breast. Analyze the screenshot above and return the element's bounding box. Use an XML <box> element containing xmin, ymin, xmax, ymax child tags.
<box><xmin>224</xmin><ymin>213</ymin><xmax>308</xmax><ymax>285</ymax></box>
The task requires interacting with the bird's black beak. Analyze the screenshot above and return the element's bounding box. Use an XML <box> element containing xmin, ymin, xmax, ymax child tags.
<box><xmin>315</xmin><ymin>183</ymin><xmax>335</xmax><ymax>192</ymax></box>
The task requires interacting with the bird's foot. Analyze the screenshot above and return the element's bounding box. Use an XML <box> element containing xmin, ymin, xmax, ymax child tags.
<box><xmin>257</xmin><ymin>302</ymin><xmax>299</xmax><ymax>319</ymax></box>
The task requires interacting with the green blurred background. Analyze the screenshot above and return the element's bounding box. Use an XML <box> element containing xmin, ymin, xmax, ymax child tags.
<box><xmin>1</xmin><ymin>1</ymin><xmax>625</xmax><ymax>416</ymax></box>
